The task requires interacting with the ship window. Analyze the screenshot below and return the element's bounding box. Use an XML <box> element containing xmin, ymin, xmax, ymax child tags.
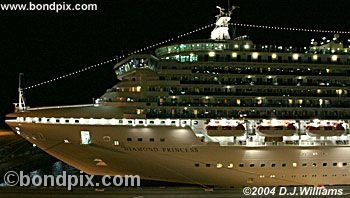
<box><xmin>137</xmin><ymin>138</ymin><xmax>143</xmax><ymax>142</ymax></box>
<box><xmin>206</xmin><ymin>164</ymin><xmax>211</xmax><ymax>167</ymax></box>
<box><xmin>80</xmin><ymin>131</ymin><xmax>91</xmax><ymax>145</ymax></box>
<box><xmin>139</xmin><ymin>121</ymin><xmax>144</xmax><ymax>124</ymax></box>
<box><xmin>56</xmin><ymin>119</ymin><xmax>60</xmax><ymax>123</ymax></box>
<box><xmin>75</xmin><ymin>120</ymin><xmax>79</xmax><ymax>123</ymax></box>
<box><xmin>195</xmin><ymin>163</ymin><xmax>199</xmax><ymax>167</ymax></box>
<box><xmin>161</xmin><ymin>121</ymin><xmax>165</xmax><ymax>124</ymax></box>
<box><xmin>128</xmin><ymin>121</ymin><xmax>132</xmax><ymax>124</ymax></box>
<box><xmin>260</xmin><ymin>163</ymin><xmax>265</xmax><ymax>167</ymax></box>
<box><xmin>312</xmin><ymin>163</ymin><xmax>317</xmax><ymax>167</ymax></box>
<box><xmin>302</xmin><ymin>163</ymin><xmax>307</xmax><ymax>167</ymax></box>
<box><xmin>271</xmin><ymin>163</ymin><xmax>276</xmax><ymax>167</ymax></box>
<box><xmin>160</xmin><ymin>138</ymin><xmax>165</xmax><ymax>142</ymax></box>
<box><xmin>150</xmin><ymin>121</ymin><xmax>154</xmax><ymax>124</ymax></box>
<box><xmin>323</xmin><ymin>163</ymin><xmax>327</xmax><ymax>167</ymax></box>
<box><xmin>239</xmin><ymin>163</ymin><xmax>244</xmax><ymax>167</ymax></box>
<box><xmin>149</xmin><ymin>138</ymin><xmax>154</xmax><ymax>142</ymax></box>
<box><xmin>38</xmin><ymin>118</ymin><xmax>42</xmax><ymax>122</ymax></box>
<box><xmin>250</xmin><ymin>163</ymin><xmax>255</xmax><ymax>167</ymax></box>
<box><xmin>127</xmin><ymin>138</ymin><xmax>132</xmax><ymax>141</ymax></box>
<box><xmin>333</xmin><ymin>162</ymin><xmax>337</xmax><ymax>166</ymax></box>
<box><xmin>282</xmin><ymin>163</ymin><xmax>286</xmax><ymax>167</ymax></box>
<box><xmin>343</xmin><ymin>163</ymin><xmax>347</xmax><ymax>166</ymax></box>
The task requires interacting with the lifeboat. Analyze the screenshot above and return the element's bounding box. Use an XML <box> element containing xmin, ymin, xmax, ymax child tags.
<box><xmin>206</xmin><ymin>124</ymin><xmax>245</xmax><ymax>136</ymax></box>
<box><xmin>305</xmin><ymin>124</ymin><xmax>345</xmax><ymax>136</ymax></box>
<box><xmin>256</xmin><ymin>123</ymin><xmax>296</xmax><ymax>137</ymax></box>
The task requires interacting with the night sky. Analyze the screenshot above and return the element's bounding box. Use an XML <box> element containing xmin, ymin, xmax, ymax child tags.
<box><xmin>1</xmin><ymin>0</ymin><xmax>350</xmax><ymax>128</ymax></box>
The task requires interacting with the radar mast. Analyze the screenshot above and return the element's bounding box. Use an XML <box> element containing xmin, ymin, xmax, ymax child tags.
<box><xmin>210</xmin><ymin>3</ymin><xmax>238</xmax><ymax>40</ymax></box>
<box><xmin>14</xmin><ymin>73</ymin><xmax>26</xmax><ymax>112</ymax></box>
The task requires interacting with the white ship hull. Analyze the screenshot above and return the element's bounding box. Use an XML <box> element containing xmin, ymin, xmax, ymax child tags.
<box><xmin>6</xmin><ymin>120</ymin><xmax>350</xmax><ymax>187</ymax></box>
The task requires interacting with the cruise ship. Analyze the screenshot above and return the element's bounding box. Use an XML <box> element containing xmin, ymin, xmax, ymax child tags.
<box><xmin>5</xmin><ymin>5</ymin><xmax>350</xmax><ymax>187</ymax></box>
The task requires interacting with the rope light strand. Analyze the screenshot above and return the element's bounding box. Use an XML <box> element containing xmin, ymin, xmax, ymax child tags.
<box><xmin>24</xmin><ymin>22</ymin><xmax>349</xmax><ymax>90</ymax></box>
<box><xmin>24</xmin><ymin>23</ymin><xmax>215</xmax><ymax>90</ymax></box>
<box><xmin>233</xmin><ymin>23</ymin><xmax>350</xmax><ymax>34</ymax></box>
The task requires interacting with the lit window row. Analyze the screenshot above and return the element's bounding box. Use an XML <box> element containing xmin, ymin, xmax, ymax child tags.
<box><xmin>126</xmin><ymin>137</ymin><xmax>165</xmax><ymax>142</ymax></box>
<box><xmin>193</xmin><ymin>162</ymin><xmax>348</xmax><ymax>168</ymax></box>
<box><xmin>16</xmin><ymin>117</ymin><xmax>199</xmax><ymax>127</ymax></box>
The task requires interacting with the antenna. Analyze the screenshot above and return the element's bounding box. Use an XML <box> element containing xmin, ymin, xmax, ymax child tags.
<box><xmin>229</xmin><ymin>1</ymin><xmax>240</xmax><ymax>39</ymax></box>
<box><xmin>15</xmin><ymin>73</ymin><xmax>26</xmax><ymax>112</ymax></box>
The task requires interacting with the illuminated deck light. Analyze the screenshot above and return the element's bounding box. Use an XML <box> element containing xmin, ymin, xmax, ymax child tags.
<box><xmin>292</xmin><ymin>54</ymin><xmax>299</xmax><ymax>60</ymax></box>
<box><xmin>252</xmin><ymin>52</ymin><xmax>259</xmax><ymax>59</ymax></box>
<box><xmin>208</xmin><ymin>51</ymin><xmax>216</xmax><ymax>57</ymax></box>
<box><xmin>331</xmin><ymin>55</ymin><xmax>338</xmax><ymax>61</ymax></box>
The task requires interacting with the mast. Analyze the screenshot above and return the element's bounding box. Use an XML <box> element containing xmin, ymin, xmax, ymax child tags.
<box><xmin>16</xmin><ymin>73</ymin><xmax>26</xmax><ymax>112</ymax></box>
<box><xmin>210</xmin><ymin>3</ymin><xmax>238</xmax><ymax>40</ymax></box>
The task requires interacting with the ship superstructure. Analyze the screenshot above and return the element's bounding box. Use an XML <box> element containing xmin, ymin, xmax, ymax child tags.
<box><xmin>5</xmin><ymin>5</ymin><xmax>350</xmax><ymax>187</ymax></box>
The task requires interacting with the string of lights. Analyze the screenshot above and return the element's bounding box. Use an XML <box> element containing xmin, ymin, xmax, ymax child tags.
<box><xmin>24</xmin><ymin>23</ymin><xmax>216</xmax><ymax>90</ymax></box>
<box><xmin>234</xmin><ymin>23</ymin><xmax>350</xmax><ymax>34</ymax></box>
<box><xmin>24</xmin><ymin>22</ymin><xmax>349</xmax><ymax>90</ymax></box>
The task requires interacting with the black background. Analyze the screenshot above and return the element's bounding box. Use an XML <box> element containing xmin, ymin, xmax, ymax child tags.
<box><xmin>1</xmin><ymin>0</ymin><xmax>350</xmax><ymax>128</ymax></box>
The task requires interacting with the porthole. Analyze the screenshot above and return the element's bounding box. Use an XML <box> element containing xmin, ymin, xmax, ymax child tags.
<box><xmin>103</xmin><ymin>136</ymin><xmax>111</xmax><ymax>142</ymax></box>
